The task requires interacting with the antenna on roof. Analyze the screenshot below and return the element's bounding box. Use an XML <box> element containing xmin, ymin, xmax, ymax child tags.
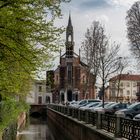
<box><xmin>60</xmin><ymin>49</ymin><xmax>61</xmax><ymax>63</ymax></box>
<box><xmin>79</xmin><ymin>48</ymin><xmax>81</xmax><ymax>62</ymax></box>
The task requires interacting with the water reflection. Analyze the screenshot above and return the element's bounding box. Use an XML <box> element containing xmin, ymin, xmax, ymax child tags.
<box><xmin>18</xmin><ymin>117</ymin><xmax>54</xmax><ymax>140</ymax></box>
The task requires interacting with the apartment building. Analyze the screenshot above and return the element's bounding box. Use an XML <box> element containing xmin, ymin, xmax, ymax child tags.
<box><xmin>109</xmin><ymin>74</ymin><xmax>140</xmax><ymax>102</ymax></box>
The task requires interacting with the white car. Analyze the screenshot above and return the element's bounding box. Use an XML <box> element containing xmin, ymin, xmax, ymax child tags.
<box><xmin>90</xmin><ymin>102</ymin><xmax>115</xmax><ymax>112</ymax></box>
<box><xmin>70</xmin><ymin>99</ymin><xmax>101</xmax><ymax>108</ymax></box>
<box><xmin>69</xmin><ymin>101</ymin><xmax>79</xmax><ymax>107</ymax></box>
<box><xmin>133</xmin><ymin>114</ymin><xmax>140</xmax><ymax>121</ymax></box>
<box><xmin>79</xmin><ymin>102</ymin><xmax>100</xmax><ymax>111</ymax></box>
<box><xmin>94</xmin><ymin>102</ymin><xmax>116</xmax><ymax>112</ymax></box>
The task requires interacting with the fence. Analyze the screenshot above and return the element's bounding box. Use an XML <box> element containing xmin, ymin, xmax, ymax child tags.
<box><xmin>48</xmin><ymin>104</ymin><xmax>140</xmax><ymax>140</ymax></box>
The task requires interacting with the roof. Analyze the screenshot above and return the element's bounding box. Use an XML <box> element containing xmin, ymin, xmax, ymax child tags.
<box><xmin>80</xmin><ymin>61</ymin><xmax>89</xmax><ymax>68</ymax></box>
<box><xmin>110</xmin><ymin>74</ymin><xmax>140</xmax><ymax>81</ymax></box>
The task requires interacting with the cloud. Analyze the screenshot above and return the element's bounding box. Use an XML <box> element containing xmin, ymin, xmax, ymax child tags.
<box><xmin>107</xmin><ymin>0</ymin><xmax>138</xmax><ymax>7</ymax></box>
<box><xmin>95</xmin><ymin>15</ymin><xmax>109</xmax><ymax>24</ymax></box>
<box><xmin>79</xmin><ymin>0</ymin><xmax>111</xmax><ymax>10</ymax></box>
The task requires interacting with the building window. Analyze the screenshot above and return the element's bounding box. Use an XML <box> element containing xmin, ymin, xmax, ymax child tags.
<box><xmin>83</xmin><ymin>75</ymin><xmax>86</xmax><ymax>83</ymax></box>
<box><xmin>67</xmin><ymin>63</ymin><xmax>72</xmax><ymax>84</ymax></box>
<box><xmin>126</xmin><ymin>82</ymin><xmax>130</xmax><ymax>87</ymax></box>
<box><xmin>112</xmin><ymin>89</ymin><xmax>115</xmax><ymax>97</ymax></box>
<box><xmin>126</xmin><ymin>90</ymin><xmax>130</xmax><ymax>96</ymax></box>
<box><xmin>120</xmin><ymin>82</ymin><xmax>123</xmax><ymax>87</ymax></box>
<box><xmin>68</xmin><ymin>35</ymin><xmax>72</xmax><ymax>42</ymax></box>
<box><xmin>38</xmin><ymin>96</ymin><xmax>42</xmax><ymax>104</ymax></box>
<box><xmin>133</xmin><ymin>82</ymin><xmax>136</xmax><ymax>87</ymax></box>
<box><xmin>38</xmin><ymin>86</ymin><xmax>42</xmax><ymax>92</ymax></box>
<box><xmin>133</xmin><ymin>90</ymin><xmax>136</xmax><ymax>95</ymax></box>
<box><xmin>46</xmin><ymin>96</ymin><xmax>50</xmax><ymax>103</ymax></box>
<box><xmin>112</xmin><ymin>83</ymin><xmax>115</xmax><ymax>88</ymax></box>
<box><xmin>120</xmin><ymin>89</ymin><xmax>123</xmax><ymax>96</ymax></box>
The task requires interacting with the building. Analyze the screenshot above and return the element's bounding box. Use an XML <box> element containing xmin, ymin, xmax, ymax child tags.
<box><xmin>46</xmin><ymin>15</ymin><xmax>95</xmax><ymax>103</ymax></box>
<box><xmin>136</xmin><ymin>82</ymin><xmax>140</xmax><ymax>101</ymax></box>
<box><xmin>26</xmin><ymin>80</ymin><xmax>52</xmax><ymax>104</ymax></box>
<box><xmin>109</xmin><ymin>74</ymin><xmax>140</xmax><ymax>102</ymax></box>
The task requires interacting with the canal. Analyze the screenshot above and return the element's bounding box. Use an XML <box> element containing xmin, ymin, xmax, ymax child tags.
<box><xmin>18</xmin><ymin>116</ymin><xmax>54</xmax><ymax>140</ymax></box>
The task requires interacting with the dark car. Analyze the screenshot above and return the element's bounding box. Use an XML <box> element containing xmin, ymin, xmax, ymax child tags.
<box><xmin>115</xmin><ymin>102</ymin><xmax>140</xmax><ymax>119</ymax></box>
<box><xmin>104</xmin><ymin>103</ymin><xmax>128</xmax><ymax>115</ymax></box>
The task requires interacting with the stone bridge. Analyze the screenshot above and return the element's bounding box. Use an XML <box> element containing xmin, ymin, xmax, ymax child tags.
<box><xmin>30</xmin><ymin>104</ymin><xmax>47</xmax><ymax>117</ymax></box>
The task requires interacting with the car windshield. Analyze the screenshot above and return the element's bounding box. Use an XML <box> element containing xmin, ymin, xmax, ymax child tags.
<box><xmin>93</xmin><ymin>102</ymin><xmax>108</xmax><ymax>107</ymax></box>
<box><xmin>85</xmin><ymin>102</ymin><xmax>91</xmax><ymax>106</ymax></box>
<box><xmin>79</xmin><ymin>100</ymin><xmax>87</xmax><ymax>105</ymax></box>
<box><xmin>106</xmin><ymin>103</ymin><xmax>118</xmax><ymax>109</ymax></box>
<box><xmin>127</xmin><ymin>102</ymin><xmax>140</xmax><ymax>109</ymax></box>
<box><xmin>104</xmin><ymin>102</ymin><xmax>115</xmax><ymax>108</ymax></box>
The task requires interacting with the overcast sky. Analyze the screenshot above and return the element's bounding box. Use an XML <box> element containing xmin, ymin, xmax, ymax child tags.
<box><xmin>55</xmin><ymin>0</ymin><xmax>138</xmax><ymax>57</ymax></box>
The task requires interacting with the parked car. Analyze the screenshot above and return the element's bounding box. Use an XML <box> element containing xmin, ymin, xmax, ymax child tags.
<box><xmin>94</xmin><ymin>102</ymin><xmax>116</xmax><ymax>112</ymax></box>
<box><xmin>79</xmin><ymin>102</ymin><xmax>100</xmax><ymax>111</ymax></box>
<box><xmin>68</xmin><ymin>100</ymin><xmax>78</xmax><ymax>106</ymax></box>
<box><xmin>133</xmin><ymin>114</ymin><xmax>140</xmax><ymax>121</ymax></box>
<box><xmin>104</xmin><ymin>103</ymin><xmax>128</xmax><ymax>115</ymax></box>
<box><xmin>71</xmin><ymin>99</ymin><xmax>101</xmax><ymax>108</ymax></box>
<box><xmin>115</xmin><ymin>102</ymin><xmax>140</xmax><ymax>119</ymax></box>
<box><xmin>88</xmin><ymin>102</ymin><xmax>109</xmax><ymax>112</ymax></box>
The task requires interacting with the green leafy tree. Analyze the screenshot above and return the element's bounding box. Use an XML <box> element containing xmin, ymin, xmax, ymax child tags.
<box><xmin>0</xmin><ymin>0</ymin><xmax>70</xmax><ymax>98</ymax></box>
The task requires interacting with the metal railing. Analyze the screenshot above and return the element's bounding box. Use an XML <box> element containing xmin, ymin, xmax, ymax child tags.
<box><xmin>120</xmin><ymin>118</ymin><xmax>140</xmax><ymax>140</ymax></box>
<box><xmin>47</xmin><ymin>104</ymin><xmax>140</xmax><ymax>139</ymax></box>
<box><xmin>101</xmin><ymin>114</ymin><xmax>116</xmax><ymax>133</ymax></box>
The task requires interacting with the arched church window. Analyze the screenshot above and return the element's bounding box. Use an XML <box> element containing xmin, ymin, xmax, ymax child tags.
<box><xmin>83</xmin><ymin>75</ymin><xmax>86</xmax><ymax>83</ymax></box>
<box><xmin>46</xmin><ymin>96</ymin><xmax>50</xmax><ymax>103</ymax></box>
<box><xmin>67</xmin><ymin>63</ymin><xmax>72</xmax><ymax>84</ymax></box>
<box><xmin>68</xmin><ymin>35</ymin><xmax>72</xmax><ymax>42</ymax></box>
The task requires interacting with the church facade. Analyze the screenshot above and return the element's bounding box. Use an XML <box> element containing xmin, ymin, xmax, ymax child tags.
<box><xmin>46</xmin><ymin>15</ymin><xmax>95</xmax><ymax>103</ymax></box>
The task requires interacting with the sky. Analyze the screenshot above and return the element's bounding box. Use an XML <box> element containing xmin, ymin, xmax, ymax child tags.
<box><xmin>55</xmin><ymin>0</ymin><xmax>138</xmax><ymax>58</ymax></box>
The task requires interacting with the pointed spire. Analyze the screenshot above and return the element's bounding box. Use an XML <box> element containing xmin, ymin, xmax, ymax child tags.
<box><xmin>68</xmin><ymin>12</ymin><xmax>72</xmax><ymax>27</ymax></box>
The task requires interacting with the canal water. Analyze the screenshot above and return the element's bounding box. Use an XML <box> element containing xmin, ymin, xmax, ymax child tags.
<box><xmin>18</xmin><ymin>116</ymin><xmax>54</xmax><ymax>140</ymax></box>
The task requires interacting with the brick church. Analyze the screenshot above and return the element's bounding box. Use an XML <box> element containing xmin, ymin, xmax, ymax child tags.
<box><xmin>46</xmin><ymin>15</ymin><xmax>95</xmax><ymax>103</ymax></box>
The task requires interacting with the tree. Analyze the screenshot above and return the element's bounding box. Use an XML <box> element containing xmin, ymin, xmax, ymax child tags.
<box><xmin>81</xmin><ymin>21</ymin><xmax>123</xmax><ymax>107</ymax></box>
<box><xmin>81</xmin><ymin>21</ymin><xmax>104</xmax><ymax>98</ymax></box>
<box><xmin>109</xmin><ymin>57</ymin><xmax>128</xmax><ymax>102</ymax></box>
<box><xmin>126</xmin><ymin>1</ymin><xmax>140</xmax><ymax>62</ymax></box>
<box><xmin>81</xmin><ymin>21</ymin><xmax>103</xmax><ymax>83</ymax></box>
<box><xmin>0</xmin><ymin>0</ymin><xmax>70</xmax><ymax>98</ymax></box>
<box><xmin>99</xmin><ymin>42</ymin><xmax>123</xmax><ymax>107</ymax></box>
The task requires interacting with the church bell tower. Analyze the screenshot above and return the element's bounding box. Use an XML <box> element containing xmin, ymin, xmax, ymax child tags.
<box><xmin>65</xmin><ymin>14</ymin><xmax>74</xmax><ymax>58</ymax></box>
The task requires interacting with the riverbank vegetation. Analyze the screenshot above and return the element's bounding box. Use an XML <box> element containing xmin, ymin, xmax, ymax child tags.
<box><xmin>0</xmin><ymin>0</ymin><xmax>70</xmax><ymax>136</ymax></box>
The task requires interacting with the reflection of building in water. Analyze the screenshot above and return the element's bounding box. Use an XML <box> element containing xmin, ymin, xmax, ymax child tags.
<box><xmin>26</xmin><ymin>80</ymin><xmax>52</xmax><ymax>104</ymax></box>
<box><xmin>46</xmin><ymin>15</ymin><xmax>95</xmax><ymax>104</ymax></box>
<box><xmin>18</xmin><ymin>117</ymin><xmax>54</xmax><ymax>140</ymax></box>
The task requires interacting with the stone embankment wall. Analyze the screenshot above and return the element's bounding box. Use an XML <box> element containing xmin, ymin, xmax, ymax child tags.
<box><xmin>16</xmin><ymin>112</ymin><xmax>27</xmax><ymax>140</ymax></box>
<box><xmin>47</xmin><ymin>108</ymin><xmax>114</xmax><ymax>140</ymax></box>
<box><xmin>17</xmin><ymin>112</ymin><xmax>26</xmax><ymax>131</ymax></box>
